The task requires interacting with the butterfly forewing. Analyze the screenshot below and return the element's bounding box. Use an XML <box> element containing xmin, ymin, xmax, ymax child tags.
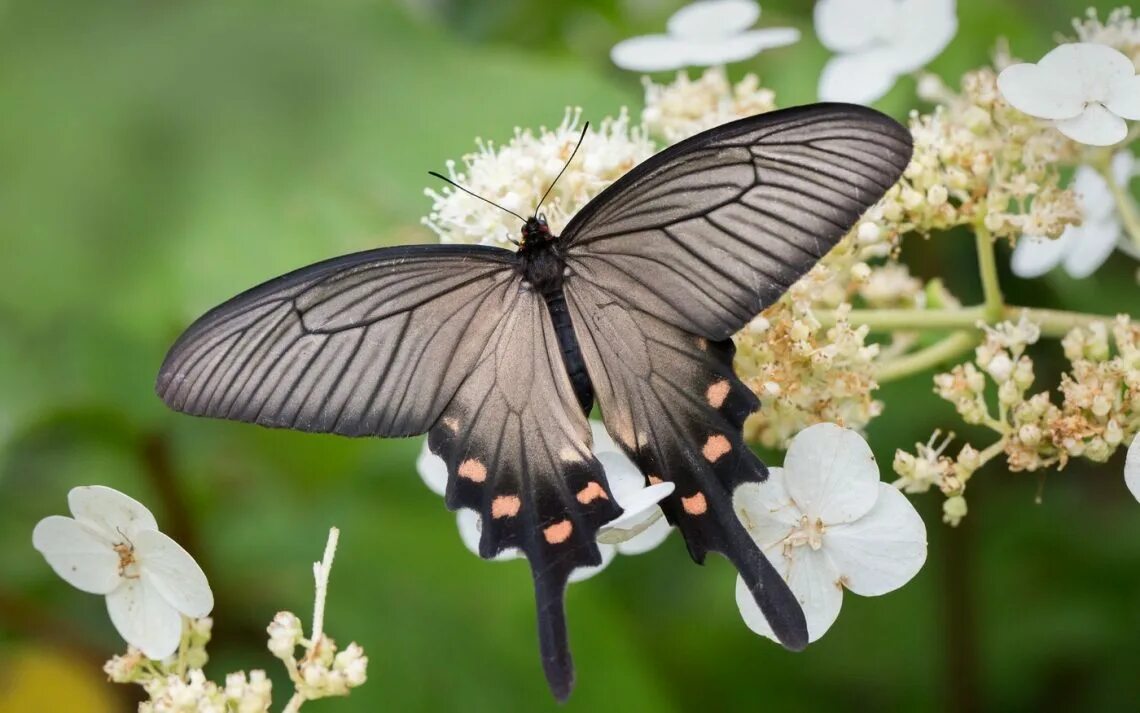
<box><xmin>561</xmin><ymin>103</ymin><xmax>913</xmax><ymax>339</ymax></box>
<box><xmin>156</xmin><ymin>245</ymin><xmax>517</xmax><ymax>437</ymax></box>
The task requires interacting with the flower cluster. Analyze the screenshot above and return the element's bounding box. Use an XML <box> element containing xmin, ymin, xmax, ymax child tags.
<box><xmin>268</xmin><ymin>611</ymin><xmax>368</xmax><ymax>704</ymax></box>
<box><xmin>895</xmin><ymin>315</ymin><xmax>1140</xmax><ymax>523</ymax></box>
<box><xmin>422</xmin><ymin>108</ymin><xmax>653</xmax><ymax>249</ymax></box>
<box><xmin>641</xmin><ymin>66</ymin><xmax>776</xmax><ymax>144</ymax></box>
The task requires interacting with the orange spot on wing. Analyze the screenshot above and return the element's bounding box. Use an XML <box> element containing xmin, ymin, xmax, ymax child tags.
<box><xmin>706</xmin><ymin>380</ymin><xmax>730</xmax><ymax>408</ymax></box>
<box><xmin>458</xmin><ymin>459</ymin><xmax>487</xmax><ymax>482</ymax></box>
<box><xmin>702</xmin><ymin>435</ymin><xmax>731</xmax><ymax>462</ymax></box>
<box><xmin>543</xmin><ymin>520</ymin><xmax>573</xmax><ymax>544</ymax></box>
<box><xmin>576</xmin><ymin>482</ymin><xmax>608</xmax><ymax>504</ymax></box>
<box><xmin>682</xmin><ymin>492</ymin><xmax>708</xmax><ymax>515</ymax></box>
<box><xmin>647</xmin><ymin>475</ymin><xmax>663</xmax><ymax>485</ymax></box>
<box><xmin>491</xmin><ymin>495</ymin><xmax>521</xmax><ymax>518</ymax></box>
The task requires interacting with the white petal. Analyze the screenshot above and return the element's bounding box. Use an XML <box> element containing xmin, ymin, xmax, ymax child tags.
<box><xmin>133</xmin><ymin>529</ymin><xmax>213</xmax><ymax>618</ymax></box>
<box><xmin>784</xmin><ymin>423</ymin><xmax>880</xmax><ymax>524</ymax></box>
<box><xmin>597</xmin><ymin>481</ymin><xmax>675</xmax><ymax>543</ymax></box>
<box><xmin>589</xmin><ymin>420</ymin><xmax>619</xmax><ymax>455</ymax></box>
<box><xmin>736</xmin><ymin>546</ymin><xmax>842</xmax><ymax>644</ymax></box>
<box><xmin>416</xmin><ymin>440</ymin><xmax>448</xmax><ymax>497</ymax></box>
<box><xmin>1106</xmin><ymin>74</ymin><xmax>1140</xmax><ymax>120</ymax></box>
<box><xmin>1010</xmin><ymin>232</ymin><xmax>1072</xmax><ymax>278</ymax></box>
<box><xmin>456</xmin><ymin>510</ymin><xmax>520</xmax><ymax>562</ymax></box>
<box><xmin>1072</xmin><ymin>164</ymin><xmax>1114</xmax><ymax>221</ymax></box>
<box><xmin>818</xmin><ymin>51</ymin><xmax>900</xmax><ymax>104</ymax></box>
<box><xmin>568</xmin><ymin>544</ymin><xmax>616</xmax><ymax>583</ymax></box>
<box><xmin>105</xmin><ymin>576</ymin><xmax>184</xmax><ymax>659</ymax></box>
<box><xmin>997</xmin><ymin>63</ymin><xmax>1085</xmax><ymax>120</ymax></box>
<box><xmin>1110</xmin><ymin>150</ymin><xmax>1136</xmax><ymax>186</ymax></box>
<box><xmin>1126</xmin><ymin>437</ymin><xmax>1140</xmax><ymax>503</ymax></box>
<box><xmin>68</xmin><ymin>485</ymin><xmax>158</xmax><ymax>541</ymax></box>
<box><xmin>813</xmin><ymin>0</ymin><xmax>893</xmax><ymax>54</ymax></box>
<box><xmin>1062</xmin><ymin>217</ymin><xmax>1121</xmax><ymax>278</ymax></box>
<box><xmin>616</xmin><ymin>515</ymin><xmax>672</xmax><ymax>555</ymax></box>
<box><xmin>1040</xmin><ymin>43</ymin><xmax>1135</xmax><ymax>105</ymax></box>
<box><xmin>885</xmin><ymin>0</ymin><xmax>958</xmax><ymax>73</ymax></box>
<box><xmin>32</xmin><ymin>516</ymin><xmax>121</xmax><ymax>594</ymax></box>
<box><xmin>668</xmin><ymin>0</ymin><xmax>759</xmax><ymax>40</ymax></box>
<box><xmin>693</xmin><ymin>28</ymin><xmax>799</xmax><ymax>60</ymax></box>
<box><xmin>824</xmin><ymin>484</ymin><xmax>927</xmax><ymax>596</ymax></box>
<box><xmin>596</xmin><ymin>450</ymin><xmax>641</xmax><ymax>500</ymax></box>
<box><xmin>1056</xmin><ymin>105</ymin><xmax>1128</xmax><ymax>147</ymax></box>
<box><xmin>611</xmin><ymin>35</ymin><xmax>689</xmax><ymax>72</ymax></box>
<box><xmin>734</xmin><ymin>468</ymin><xmax>801</xmax><ymax>550</ymax></box>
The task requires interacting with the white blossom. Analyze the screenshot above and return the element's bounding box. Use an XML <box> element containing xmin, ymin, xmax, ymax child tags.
<box><xmin>815</xmin><ymin>0</ymin><xmax>958</xmax><ymax>103</ymax></box>
<box><xmin>1012</xmin><ymin>151</ymin><xmax>1136</xmax><ymax>278</ymax></box>
<box><xmin>1126</xmin><ymin>436</ymin><xmax>1140</xmax><ymax>503</ymax></box>
<box><xmin>33</xmin><ymin>485</ymin><xmax>213</xmax><ymax>659</ymax></box>
<box><xmin>611</xmin><ymin>0</ymin><xmax>799</xmax><ymax>72</ymax></box>
<box><xmin>998</xmin><ymin>42</ymin><xmax>1140</xmax><ymax>146</ymax></box>
<box><xmin>417</xmin><ymin>420</ymin><xmax>673</xmax><ymax>580</ymax></box>
<box><xmin>733</xmin><ymin>423</ymin><xmax>926</xmax><ymax>643</ymax></box>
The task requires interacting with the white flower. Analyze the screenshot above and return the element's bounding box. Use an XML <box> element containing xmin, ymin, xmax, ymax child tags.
<box><xmin>611</xmin><ymin>0</ymin><xmax>799</xmax><ymax>72</ymax></box>
<box><xmin>733</xmin><ymin>423</ymin><xmax>927</xmax><ymax>643</ymax></box>
<box><xmin>417</xmin><ymin>421</ymin><xmax>673</xmax><ymax>580</ymax></box>
<box><xmin>1012</xmin><ymin>151</ymin><xmax>1136</xmax><ymax>279</ymax></box>
<box><xmin>815</xmin><ymin>0</ymin><xmax>957</xmax><ymax>104</ymax></box>
<box><xmin>998</xmin><ymin>42</ymin><xmax>1140</xmax><ymax>146</ymax></box>
<box><xmin>32</xmin><ymin>485</ymin><xmax>213</xmax><ymax>659</ymax></box>
<box><xmin>1126</xmin><ymin>437</ymin><xmax>1140</xmax><ymax>503</ymax></box>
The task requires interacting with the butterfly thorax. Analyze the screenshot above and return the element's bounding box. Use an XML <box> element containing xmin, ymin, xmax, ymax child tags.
<box><xmin>517</xmin><ymin>216</ymin><xmax>565</xmax><ymax>296</ymax></box>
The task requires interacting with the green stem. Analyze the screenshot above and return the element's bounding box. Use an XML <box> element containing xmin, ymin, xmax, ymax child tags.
<box><xmin>818</xmin><ymin>305</ymin><xmax>1114</xmax><ymax>338</ymax></box>
<box><xmin>1099</xmin><ymin>152</ymin><xmax>1140</xmax><ymax>252</ymax></box>
<box><xmin>974</xmin><ymin>224</ymin><xmax>1005</xmax><ymax>322</ymax></box>
<box><xmin>875</xmin><ymin>331</ymin><xmax>979</xmax><ymax>382</ymax></box>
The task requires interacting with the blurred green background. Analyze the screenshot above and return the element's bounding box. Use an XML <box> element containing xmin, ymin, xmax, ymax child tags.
<box><xmin>2</xmin><ymin>0</ymin><xmax>1139</xmax><ymax>710</ymax></box>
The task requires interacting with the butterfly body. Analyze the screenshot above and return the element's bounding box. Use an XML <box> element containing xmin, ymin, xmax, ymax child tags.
<box><xmin>157</xmin><ymin>104</ymin><xmax>913</xmax><ymax>701</ymax></box>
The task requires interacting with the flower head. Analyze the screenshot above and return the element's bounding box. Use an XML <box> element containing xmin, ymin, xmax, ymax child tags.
<box><xmin>611</xmin><ymin>0</ymin><xmax>798</xmax><ymax>73</ymax></box>
<box><xmin>998</xmin><ymin>42</ymin><xmax>1140</xmax><ymax>146</ymax></box>
<box><xmin>815</xmin><ymin>0</ymin><xmax>958</xmax><ymax>103</ymax></box>
<box><xmin>1012</xmin><ymin>151</ymin><xmax>1137</xmax><ymax>278</ymax></box>
<box><xmin>733</xmin><ymin>424</ymin><xmax>926</xmax><ymax>642</ymax></box>
<box><xmin>641</xmin><ymin>67</ymin><xmax>777</xmax><ymax>145</ymax></box>
<box><xmin>33</xmin><ymin>486</ymin><xmax>213</xmax><ymax>659</ymax></box>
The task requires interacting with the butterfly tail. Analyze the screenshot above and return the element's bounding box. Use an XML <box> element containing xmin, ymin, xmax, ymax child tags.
<box><xmin>533</xmin><ymin>571</ymin><xmax>575</xmax><ymax>702</ymax></box>
<box><xmin>718</xmin><ymin>506</ymin><xmax>808</xmax><ymax>651</ymax></box>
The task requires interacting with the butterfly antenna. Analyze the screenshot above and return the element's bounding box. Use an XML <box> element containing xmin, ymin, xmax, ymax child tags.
<box><xmin>534</xmin><ymin>121</ymin><xmax>589</xmax><ymax>218</ymax></box>
<box><xmin>428</xmin><ymin>171</ymin><xmax>527</xmax><ymax>223</ymax></box>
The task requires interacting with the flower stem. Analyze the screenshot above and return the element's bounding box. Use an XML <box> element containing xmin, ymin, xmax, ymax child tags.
<box><xmin>817</xmin><ymin>305</ymin><xmax>1113</xmax><ymax>338</ymax></box>
<box><xmin>974</xmin><ymin>224</ymin><xmax>1005</xmax><ymax>322</ymax></box>
<box><xmin>1099</xmin><ymin>152</ymin><xmax>1140</xmax><ymax>252</ymax></box>
<box><xmin>310</xmin><ymin>527</ymin><xmax>339</xmax><ymax>646</ymax></box>
<box><xmin>875</xmin><ymin>332</ymin><xmax>979</xmax><ymax>382</ymax></box>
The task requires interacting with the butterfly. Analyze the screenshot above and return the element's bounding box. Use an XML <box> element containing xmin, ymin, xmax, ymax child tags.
<box><xmin>156</xmin><ymin>103</ymin><xmax>912</xmax><ymax>700</ymax></box>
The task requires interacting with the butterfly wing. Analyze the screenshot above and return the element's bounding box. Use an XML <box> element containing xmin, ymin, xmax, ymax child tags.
<box><xmin>156</xmin><ymin>244</ymin><xmax>519</xmax><ymax>437</ymax></box>
<box><xmin>426</xmin><ymin>281</ymin><xmax>621</xmax><ymax>701</ymax></box>
<box><xmin>560</xmin><ymin>104</ymin><xmax>912</xmax><ymax>648</ymax></box>
<box><xmin>560</xmin><ymin>103</ymin><xmax>913</xmax><ymax>339</ymax></box>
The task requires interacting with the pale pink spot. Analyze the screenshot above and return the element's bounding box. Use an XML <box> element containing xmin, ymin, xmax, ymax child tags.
<box><xmin>576</xmin><ymin>482</ymin><xmax>608</xmax><ymax>505</ymax></box>
<box><xmin>696</xmin><ymin>337</ymin><xmax>709</xmax><ymax>351</ymax></box>
<box><xmin>706</xmin><ymin>380</ymin><xmax>730</xmax><ymax>408</ymax></box>
<box><xmin>682</xmin><ymin>492</ymin><xmax>708</xmax><ymax>515</ymax></box>
<box><xmin>559</xmin><ymin>446</ymin><xmax>584</xmax><ymax>463</ymax></box>
<box><xmin>702</xmin><ymin>435</ymin><xmax>731</xmax><ymax>463</ymax></box>
<box><xmin>543</xmin><ymin>520</ymin><xmax>573</xmax><ymax>544</ymax></box>
<box><xmin>442</xmin><ymin>417</ymin><xmax>460</xmax><ymax>433</ymax></box>
<box><xmin>458</xmin><ymin>459</ymin><xmax>487</xmax><ymax>483</ymax></box>
<box><xmin>647</xmin><ymin>475</ymin><xmax>664</xmax><ymax>485</ymax></box>
<box><xmin>491</xmin><ymin>495</ymin><xmax>521</xmax><ymax>519</ymax></box>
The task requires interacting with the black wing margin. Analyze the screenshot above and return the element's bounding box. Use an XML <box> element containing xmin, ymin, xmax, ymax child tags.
<box><xmin>426</xmin><ymin>281</ymin><xmax>621</xmax><ymax>701</ymax></box>
<box><xmin>156</xmin><ymin>244</ymin><xmax>518</xmax><ymax>438</ymax></box>
<box><xmin>560</xmin><ymin>103</ymin><xmax>912</xmax><ymax>339</ymax></box>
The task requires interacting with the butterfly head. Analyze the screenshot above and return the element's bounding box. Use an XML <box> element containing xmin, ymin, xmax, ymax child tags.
<box><xmin>521</xmin><ymin>214</ymin><xmax>554</xmax><ymax>247</ymax></box>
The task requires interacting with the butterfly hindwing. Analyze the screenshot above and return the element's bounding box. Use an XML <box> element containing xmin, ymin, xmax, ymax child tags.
<box><xmin>426</xmin><ymin>280</ymin><xmax>621</xmax><ymax>701</ymax></box>
<box><xmin>564</xmin><ymin>281</ymin><xmax>807</xmax><ymax>648</ymax></box>
<box><xmin>561</xmin><ymin>103</ymin><xmax>913</xmax><ymax>340</ymax></box>
<box><xmin>156</xmin><ymin>245</ymin><xmax>517</xmax><ymax>437</ymax></box>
